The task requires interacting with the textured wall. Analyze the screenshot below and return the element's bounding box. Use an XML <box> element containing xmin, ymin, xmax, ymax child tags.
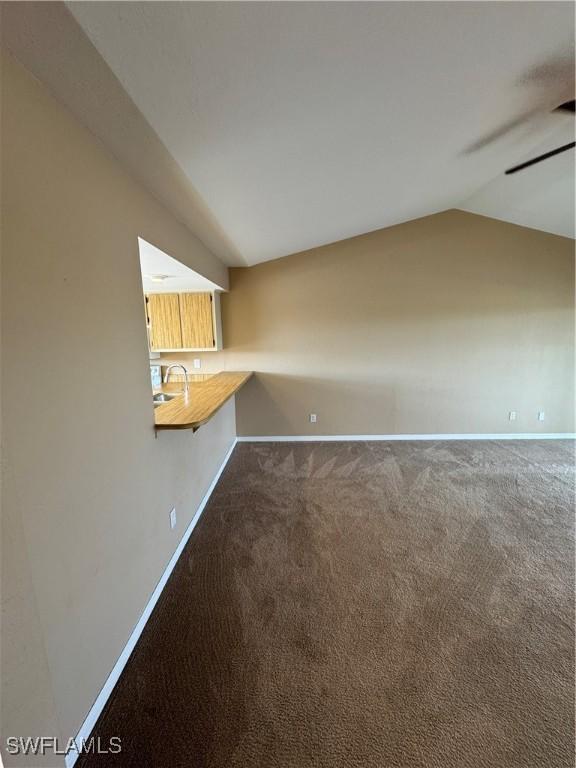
<box><xmin>1</xmin><ymin>53</ymin><xmax>235</xmax><ymax>766</ymax></box>
<box><xmin>166</xmin><ymin>210</ymin><xmax>574</xmax><ymax>436</ymax></box>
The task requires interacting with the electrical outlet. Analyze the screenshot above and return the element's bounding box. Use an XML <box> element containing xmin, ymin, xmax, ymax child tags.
<box><xmin>170</xmin><ymin>507</ymin><xmax>177</xmax><ymax>529</ymax></box>
<box><xmin>538</xmin><ymin>411</ymin><xmax>545</xmax><ymax>422</ymax></box>
<box><xmin>309</xmin><ymin>413</ymin><xmax>317</xmax><ymax>423</ymax></box>
<box><xmin>509</xmin><ymin>411</ymin><xmax>516</xmax><ymax>421</ymax></box>
<box><xmin>193</xmin><ymin>358</ymin><xmax>201</xmax><ymax>369</ymax></box>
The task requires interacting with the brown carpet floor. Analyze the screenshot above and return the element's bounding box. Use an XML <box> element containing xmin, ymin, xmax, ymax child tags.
<box><xmin>78</xmin><ymin>440</ymin><xmax>575</xmax><ymax>768</ymax></box>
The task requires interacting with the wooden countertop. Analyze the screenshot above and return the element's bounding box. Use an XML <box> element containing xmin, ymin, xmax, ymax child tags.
<box><xmin>153</xmin><ymin>371</ymin><xmax>253</xmax><ymax>431</ymax></box>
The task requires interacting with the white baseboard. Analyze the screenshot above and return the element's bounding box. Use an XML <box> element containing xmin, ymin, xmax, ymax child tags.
<box><xmin>237</xmin><ymin>433</ymin><xmax>575</xmax><ymax>442</ymax></box>
<box><xmin>65</xmin><ymin>437</ymin><xmax>238</xmax><ymax>768</ymax></box>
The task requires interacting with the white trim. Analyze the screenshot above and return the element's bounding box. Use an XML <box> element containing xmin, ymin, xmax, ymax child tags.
<box><xmin>237</xmin><ymin>433</ymin><xmax>575</xmax><ymax>442</ymax></box>
<box><xmin>65</xmin><ymin>437</ymin><xmax>238</xmax><ymax>768</ymax></box>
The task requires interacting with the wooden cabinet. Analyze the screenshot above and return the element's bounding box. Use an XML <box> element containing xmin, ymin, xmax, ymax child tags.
<box><xmin>145</xmin><ymin>291</ymin><xmax>221</xmax><ymax>351</ymax></box>
<box><xmin>179</xmin><ymin>293</ymin><xmax>214</xmax><ymax>349</ymax></box>
<box><xmin>147</xmin><ymin>293</ymin><xmax>182</xmax><ymax>350</ymax></box>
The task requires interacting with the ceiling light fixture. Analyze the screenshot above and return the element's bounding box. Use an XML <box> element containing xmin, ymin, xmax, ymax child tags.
<box><xmin>146</xmin><ymin>274</ymin><xmax>174</xmax><ymax>283</ymax></box>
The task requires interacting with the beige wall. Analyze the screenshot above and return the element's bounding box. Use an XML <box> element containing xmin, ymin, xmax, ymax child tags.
<box><xmin>166</xmin><ymin>210</ymin><xmax>575</xmax><ymax>436</ymax></box>
<box><xmin>1</xmin><ymin>53</ymin><xmax>235</xmax><ymax>766</ymax></box>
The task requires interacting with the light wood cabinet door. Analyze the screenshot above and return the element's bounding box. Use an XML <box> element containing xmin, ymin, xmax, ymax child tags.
<box><xmin>147</xmin><ymin>293</ymin><xmax>182</xmax><ymax>350</ymax></box>
<box><xmin>179</xmin><ymin>293</ymin><xmax>215</xmax><ymax>349</ymax></box>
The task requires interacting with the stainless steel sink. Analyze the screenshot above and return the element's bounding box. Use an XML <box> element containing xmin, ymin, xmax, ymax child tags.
<box><xmin>152</xmin><ymin>392</ymin><xmax>179</xmax><ymax>407</ymax></box>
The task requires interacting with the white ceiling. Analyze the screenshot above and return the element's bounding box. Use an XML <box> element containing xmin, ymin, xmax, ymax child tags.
<box><xmin>63</xmin><ymin>3</ymin><xmax>574</xmax><ymax>264</ymax></box>
<box><xmin>139</xmin><ymin>238</ymin><xmax>222</xmax><ymax>294</ymax></box>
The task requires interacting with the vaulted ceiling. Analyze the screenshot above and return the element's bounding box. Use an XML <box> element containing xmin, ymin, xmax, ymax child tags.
<box><xmin>5</xmin><ymin>2</ymin><xmax>575</xmax><ymax>266</ymax></box>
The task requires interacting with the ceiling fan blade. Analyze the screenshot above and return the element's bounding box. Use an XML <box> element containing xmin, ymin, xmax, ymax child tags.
<box><xmin>555</xmin><ymin>99</ymin><xmax>575</xmax><ymax>113</ymax></box>
<box><xmin>505</xmin><ymin>141</ymin><xmax>575</xmax><ymax>175</ymax></box>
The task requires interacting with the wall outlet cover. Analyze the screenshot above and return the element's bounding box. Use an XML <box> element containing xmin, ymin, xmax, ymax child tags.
<box><xmin>309</xmin><ymin>414</ymin><xmax>317</xmax><ymax>423</ymax></box>
<box><xmin>193</xmin><ymin>359</ymin><xmax>201</xmax><ymax>369</ymax></box>
<box><xmin>509</xmin><ymin>411</ymin><xmax>516</xmax><ymax>421</ymax></box>
<box><xmin>538</xmin><ymin>411</ymin><xmax>545</xmax><ymax>421</ymax></box>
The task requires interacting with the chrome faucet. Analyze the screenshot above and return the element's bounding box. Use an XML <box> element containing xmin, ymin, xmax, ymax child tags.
<box><xmin>163</xmin><ymin>364</ymin><xmax>189</xmax><ymax>394</ymax></box>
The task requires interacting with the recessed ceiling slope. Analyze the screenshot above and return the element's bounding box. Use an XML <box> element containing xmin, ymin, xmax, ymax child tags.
<box><xmin>63</xmin><ymin>3</ymin><xmax>573</xmax><ymax>263</ymax></box>
<box><xmin>139</xmin><ymin>238</ymin><xmax>223</xmax><ymax>294</ymax></box>
<box><xmin>460</xmin><ymin>120</ymin><xmax>575</xmax><ymax>239</ymax></box>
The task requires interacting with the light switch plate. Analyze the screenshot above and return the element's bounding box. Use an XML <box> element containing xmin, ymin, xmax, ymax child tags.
<box><xmin>170</xmin><ymin>508</ymin><xmax>177</xmax><ymax>529</ymax></box>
